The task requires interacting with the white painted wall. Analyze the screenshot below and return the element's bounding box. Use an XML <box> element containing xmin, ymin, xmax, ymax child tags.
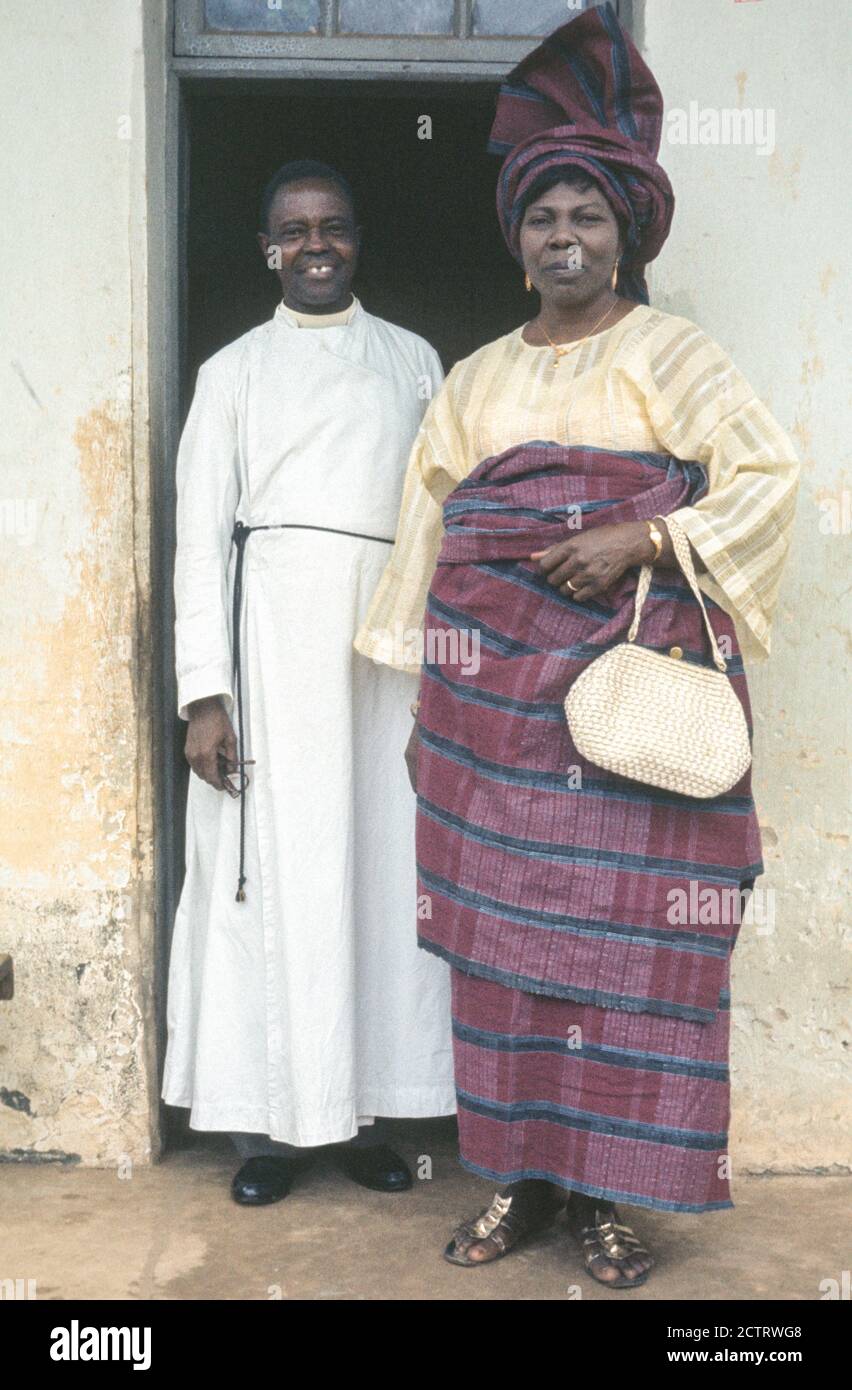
<box><xmin>643</xmin><ymin>0</ymin><xmax>850</xmax><ymax>1171</ymax></box>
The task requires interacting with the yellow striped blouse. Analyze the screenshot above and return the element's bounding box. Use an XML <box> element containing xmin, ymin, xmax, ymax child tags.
<box><xmin>354</xmin><ymin>305</ymin><xmax>800</xmax><ymax>673</ymax></box>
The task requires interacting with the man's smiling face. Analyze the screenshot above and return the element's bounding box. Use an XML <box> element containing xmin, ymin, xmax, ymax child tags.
<box><xmin>258</xmin><ymin>177</ymin><xmax>359</xmax><ymax>313</ymax></box>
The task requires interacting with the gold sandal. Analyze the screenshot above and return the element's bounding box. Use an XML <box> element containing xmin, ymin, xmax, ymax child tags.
<box><xmin>444</xmin><ymin>1184</ymin><xmax>565</xmax><ymax>1268</ymax></box>
<box><xmin>567</xmin><ymin>1196</ymin><xmax>654</xmax><ymax>1289</ymax></box>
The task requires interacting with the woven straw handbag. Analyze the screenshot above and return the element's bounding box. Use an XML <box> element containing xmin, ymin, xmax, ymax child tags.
<box><xmin>564</xmin><ymin>516</ymin><xmax>752</xmax><ymax>798</ymax></box>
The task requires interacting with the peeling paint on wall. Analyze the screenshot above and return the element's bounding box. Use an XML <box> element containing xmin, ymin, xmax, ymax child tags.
<box><xmin>0</xmin><ymin>404</ymin><xmax>157</xmax><ymax>1162</ymax></box>
<box><xmin>0</xmin><ymin>0</ymin><xmax>157</xmax><ymax>1167</ymax></box>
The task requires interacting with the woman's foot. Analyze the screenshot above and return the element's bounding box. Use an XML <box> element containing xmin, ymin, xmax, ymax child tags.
<box><xmin>444</xmin><ymin>1179</ymin><xmax>566</xmax><ymax>1266</ymax></box>
<box><xmin>566</xmin><ymin>1192</ymin><xmax>654</xmax><ymax>1287</ymax></box>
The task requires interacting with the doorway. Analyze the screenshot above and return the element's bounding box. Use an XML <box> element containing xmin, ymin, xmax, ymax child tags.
<box><xmin>159</xmin><ymin>76</ymin><xmax>530</xmax><ymax>1150</ymax></box>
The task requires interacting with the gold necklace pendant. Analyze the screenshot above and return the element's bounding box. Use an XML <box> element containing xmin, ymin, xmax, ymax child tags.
<box><xmin>541</xmin><ymin>327</ymin><xmax>570</xmax><ymax>363</ymax></box>
<box><xmin>540</xmin><ymin>299</ymin><xmax>619</xmax><ymax>364</ymax></box>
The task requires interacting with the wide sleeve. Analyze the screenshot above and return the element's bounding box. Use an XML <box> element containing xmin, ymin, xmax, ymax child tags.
<box><xmin>174</xmin><ymin>359</ymin><xmax>241</xmax><ymax>721</ymax></box>
<box><xmin>354</xmin><ymin>364</ymin><xmax>466</xmax><ymax>674</ymax></box>
<box><xmin>629</xmin><ymin>319</ymin><xmax>800</xmax><ymax>659</ymax></box>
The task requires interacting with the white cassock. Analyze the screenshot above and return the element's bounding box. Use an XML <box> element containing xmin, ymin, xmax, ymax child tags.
<box><xmin>161</xmin><ymin>296</ymin><xmax>456</xmax><ymax>1146</ymax></box>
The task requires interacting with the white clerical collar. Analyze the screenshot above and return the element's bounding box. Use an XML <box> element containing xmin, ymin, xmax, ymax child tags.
<box><xmin>276</xmin><ymin>295</ymin><xmax>360</xmax><ymax>329</ymax></box>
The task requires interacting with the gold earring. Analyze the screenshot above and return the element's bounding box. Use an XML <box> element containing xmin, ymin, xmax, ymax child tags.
<box><xmin>524</xmin><ymin>273</ymin><xmax>532</xmax><ymax>292</ymax></box>
<box><xmin>611</xmin><ymin>260</ymin><xmax>620</xmax><ymax>291</ymax></box>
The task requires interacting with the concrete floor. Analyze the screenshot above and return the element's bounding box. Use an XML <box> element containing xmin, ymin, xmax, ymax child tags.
<box><xmin>1</xmin><ymin>1119</ymin><xmax>847</xmax><ymax>1301</ymax></box>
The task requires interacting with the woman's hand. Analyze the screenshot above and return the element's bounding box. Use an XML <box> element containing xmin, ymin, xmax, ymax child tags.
<box><xmin>531</xmin><ymin>520</ymin><xmax>667</xmax><ymax>602</ymax></box>
<box><xmin>185</xmin><ymin>696</ymin><xmax>241</xmax><ymax>795</ymax></box>
<box><xmin>404</xmin><ymin>721</ymin><xmax>421</xmax><ymax>793</ymax></box>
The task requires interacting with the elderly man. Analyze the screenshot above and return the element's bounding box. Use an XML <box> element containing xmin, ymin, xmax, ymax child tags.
<box><xmin>162</xmin><ymin>160</ymin><xmax>454</xmax><ymax>1205</ymax></box>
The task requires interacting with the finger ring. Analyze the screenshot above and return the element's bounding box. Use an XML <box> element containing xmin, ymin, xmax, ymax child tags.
<box><xmin>564</xmin><ymin>579</ymin><xmax>577</xmax><ymax>593</ymax></box>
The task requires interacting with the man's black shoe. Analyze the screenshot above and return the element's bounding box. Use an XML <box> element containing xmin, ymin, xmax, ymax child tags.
<box><xmin>335</xmin><ymin>1142</ymin><xmax>413</xmax><ymax>1192</ymax></box>
<box><xmin>231</xmin><ymin>1155</ymin><xmax>309</xmax><ymax>1205</ymax></box>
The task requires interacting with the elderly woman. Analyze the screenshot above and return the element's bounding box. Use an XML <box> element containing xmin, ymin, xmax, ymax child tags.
<box><xmin>355</xmin><ymin>3</ymin><xmax>798</xmax><ymax>1288</ymax></box>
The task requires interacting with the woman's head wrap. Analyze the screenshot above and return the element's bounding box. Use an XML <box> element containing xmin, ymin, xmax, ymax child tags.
<box><xmin>489</xmin><ymin>2</ymin><xmax>674</xmax><ymax>303</ymax></box>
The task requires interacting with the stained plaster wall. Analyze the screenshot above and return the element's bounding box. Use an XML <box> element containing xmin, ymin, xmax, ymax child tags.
<box><xmin>0</xmin><ymin>0</ymin><xmax>158</xmax><ymax>1165</ymax></box>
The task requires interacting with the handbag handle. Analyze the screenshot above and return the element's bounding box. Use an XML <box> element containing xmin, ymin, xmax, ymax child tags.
<box><xmin>627</xmin><ymin>516</ymin><xmax>728</xmax><ymax>673</ymax></box>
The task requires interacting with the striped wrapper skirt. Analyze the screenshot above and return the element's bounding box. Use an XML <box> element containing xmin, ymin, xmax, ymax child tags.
<box><xmin>450</xmin><ymin>966</ymin><xmax>733</xmax><ymax>1212</ymax></box>
<box><xmin>416</xmin><ymin>442</ymin><xmax>762</xmax><ymax>1213</ymax></box>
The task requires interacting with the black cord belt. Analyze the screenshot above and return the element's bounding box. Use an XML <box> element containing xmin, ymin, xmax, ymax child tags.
<box><xmin>229</xmin><ymin>519</ymin><xmax>395</xmax><ymax>903</ymax></box>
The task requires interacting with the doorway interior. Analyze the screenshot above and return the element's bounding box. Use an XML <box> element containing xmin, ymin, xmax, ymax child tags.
<box><xmin>185</xmin><ymin>80</ymin><xmax>529</xmax><ymax>382</ymax></box>
<box><xmin>161</xmin><ymin>77</ymin><xmax>531</xmax><ymax>1150</ymax></box>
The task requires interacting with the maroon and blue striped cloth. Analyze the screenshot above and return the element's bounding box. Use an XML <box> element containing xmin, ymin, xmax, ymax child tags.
<box><xmin>415</xmin><ymin>443</ymin><xmax>763</xmax><ymax>1025</ymax></box>
<box><xmin>450</xmin><ymin>964</ymin><xmax>735</xmax><ymax>1212</ymax></box>
<box><xmin>415</xmin><ymin>441</ymin><xmax>760</xmax><ymax>1210</ymax></box>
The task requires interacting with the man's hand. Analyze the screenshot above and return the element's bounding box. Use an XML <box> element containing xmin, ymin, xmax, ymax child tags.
<box><xmin>531</xmin><ymin>520</ymin><xmax>671</xmax><ymax>602</ymax></box>
<box><xmin>404</xmin><ymin>721</ymin><xmax>420</xmax><ymax>794</ymax></box>
<box><xmin>185</xmin><ymin>696</ymin><xmax>240</xmax><ymax>795</ymax></box>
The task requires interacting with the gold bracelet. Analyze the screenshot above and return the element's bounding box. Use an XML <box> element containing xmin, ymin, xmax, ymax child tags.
<box><xmin>646</xmin><ymin>518</ymin><xmax>664</xmax><ymax>564</ymax></box>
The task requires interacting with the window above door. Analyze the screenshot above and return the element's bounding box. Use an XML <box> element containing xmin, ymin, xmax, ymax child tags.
<box><xmin>176</xmin><ymin>0</ymin><xmax>628</xmax><ymax>63</ymax></box>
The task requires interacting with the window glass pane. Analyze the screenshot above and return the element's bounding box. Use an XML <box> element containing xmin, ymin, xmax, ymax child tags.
<box><xmin>339</xmin><ymin>1</ymin><xmax>454</xmax><ymax>35</ymax></box>
<box><xmin>472</xmin><ymin>0</ymin><xmax>589</xmax><ymax>37</ymax></box>
<box><xmin>204</xmin><ymin>0</ymin><xmax>321</xmax><ymax>34</ymax></box>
